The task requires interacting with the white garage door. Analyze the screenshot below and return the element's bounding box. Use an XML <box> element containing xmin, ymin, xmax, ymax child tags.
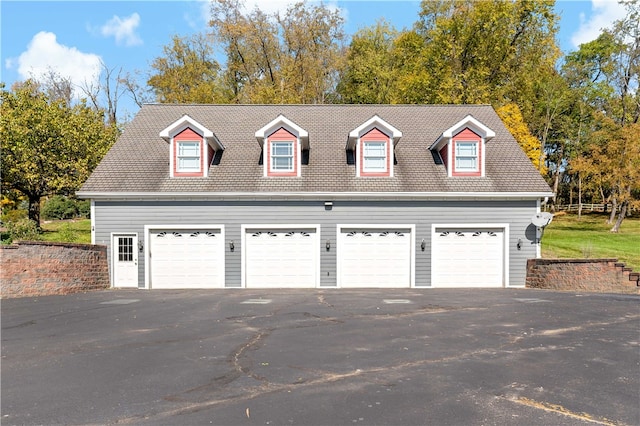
<box><xmin>432</xmin><ymin>227</ymin><xmax>505</xmax><ymax>288</ymax></box>
<box><xmin>338</xmin><ymin>227</ymin><xmax>412</xmax><ymax>288</ymax></box>
<box><xmin>149</xmin><ymin>229</ymin><xmax>224</xmax><ymax>289</ymax></box>
<box><xmin>244</xmin><ymin>227</ymin><xmax>318</xmax><ymax>288</ymax></box>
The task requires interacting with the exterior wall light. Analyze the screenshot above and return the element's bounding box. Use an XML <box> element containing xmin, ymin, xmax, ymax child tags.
<box><xmin>326</xmin><ymin>239</ymin><xmax>331</xmax><ymax>251</ymax></box>
<box><xmin>421</xmin><ymin>239</ymin><xmax>426</xmax><ymax>251</ymax></box>
<box><xmin>517</xmin><ymin>238</ymin><xmax>522</xmax><ymax>250</ymax></box>
<box><xmin>138</xmin><ymin>241</ymin><xmax>144</xmax><ymax>253</ymax></box>
<box><xmin>229</xmin><ymin>241</ymin><xmax>235</xmax><ymax>252</ymax></box>
<box><xmin>324</xmin><ymin>201</ymin><xmax>333</xmax><ymax>210</ymax></box>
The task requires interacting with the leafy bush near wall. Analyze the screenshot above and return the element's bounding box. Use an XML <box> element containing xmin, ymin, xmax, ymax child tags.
<box><xmin>1</xmin><ymin>208</ymin><xmax>27</xmax><ymax>223</ymax></box>
<box><xmin>2</xmin><ymin>218</ymin><xmax>41</xmax><ymax>244</ymax></box>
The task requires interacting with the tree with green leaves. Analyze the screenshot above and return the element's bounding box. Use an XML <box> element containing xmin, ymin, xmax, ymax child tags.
<box><xmin>148</xmin><ymin>33</ymin><xmax>227</xmax><ymax>103</ymax></box>
<box><xmin>337</xmin><ymin>20</ymin><xmax>398</xmax><ymax>104</ymax></box>
<box><xmin>407</xmin><ymin>0</ymin><xmax>560</xmax><ymax>111</ymax></box>
<box><xmin>0</xmin><ymin>81</ymin><xmax>118</xmax><ymax>227</ymax></box>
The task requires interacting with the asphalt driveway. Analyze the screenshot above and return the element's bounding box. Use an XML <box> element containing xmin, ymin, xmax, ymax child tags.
<box><xmin>2</xmin><ymin>289</ymin><xmax>639</xmax><ymax>425</ymax></box>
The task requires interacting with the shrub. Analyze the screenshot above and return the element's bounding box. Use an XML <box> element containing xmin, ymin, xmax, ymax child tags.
<box><xmin>4</xmin><ymin>218</ymin><xmax>41</xmax><ymax>243</ymax></box>
<box><xmin>42</xmin><ymin>196</ymin><xmax>78</xmax><ymax>220</ymax></box>
<box><xmin>1</xmin><ymin>208</ymin><xmax>27</xmax><ymax>223</ymax></box>
<box><xmin>77</xmin><ymin>200</ymin><xmax>91</xmax><ymax>218</ymax></box>
<box><xmin>58</xmin><ymin>223</ymin><xmax>78</xmax><ymax>242</ymax></box>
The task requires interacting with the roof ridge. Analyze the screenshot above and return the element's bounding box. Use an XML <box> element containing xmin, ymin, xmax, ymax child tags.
<box><xmin>141</xmin><ymin>103</ymin><xmax>493</xmax><ymax>107</ymax></box>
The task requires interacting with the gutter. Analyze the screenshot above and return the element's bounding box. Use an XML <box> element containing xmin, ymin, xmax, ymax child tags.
<box><xmin>77</xmin><ymin>191</ymin><xmax>555</xmax><ymax>201</ymax></box>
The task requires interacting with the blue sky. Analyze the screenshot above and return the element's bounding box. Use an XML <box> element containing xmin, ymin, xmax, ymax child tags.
<box><xmin>0</xmin><ymin>1</ymin><xmax>629</xmax><ymax>118</ymax></box>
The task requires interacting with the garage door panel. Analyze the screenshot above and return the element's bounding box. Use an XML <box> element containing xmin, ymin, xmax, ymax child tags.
<box><xmin>433</xmin><ymin>228</ymin><xmax>504</xmax><ymax>288</ymax></box>
<box><xmin>150</xmin><ymin>229</ymin><xmax>224</xmax><ymax>289</ymax></box>
<box><xmin>339</xmin><ymin>228</ymin><xmax>412</xmax><ymax>288</ymax></box>
<box><xmin>245</xmin><ymin>229</ymin><xmax>317</xmax><ymax>288</ymax></box>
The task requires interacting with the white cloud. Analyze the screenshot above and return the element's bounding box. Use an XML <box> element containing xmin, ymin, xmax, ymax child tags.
<box><xmin>15</xmin><ymin>31</ymin><xmax>102</xmax><ymax>97</ymax></box>
<box><xmin>100</xmin><ymin>13</ymin><xmax>142</xmax><ymax>46</ymax></box>
<box><xmin>571</xmin><ymin>0</ymin><xmax>628</xmax><ymax>48</ymax></box>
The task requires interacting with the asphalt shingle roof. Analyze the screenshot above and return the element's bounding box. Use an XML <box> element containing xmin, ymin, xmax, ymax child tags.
<box><xmin>79</xmin><ymin>104</ymin><xmax>553</xmax><ymax>195</ymax></box>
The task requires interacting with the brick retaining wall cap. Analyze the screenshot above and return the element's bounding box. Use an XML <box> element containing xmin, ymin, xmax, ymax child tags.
<box><xmin>13</xmin><ymin>241</ymin><xmax>107</xmax><ymax>252</ymax></box>
<box><xmin>532</xmin><ymin>258</ymin><xmax>618</xmax><ymax>265</ymax></box>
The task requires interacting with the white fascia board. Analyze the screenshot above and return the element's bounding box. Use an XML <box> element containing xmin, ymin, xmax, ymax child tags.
<box><xmin>159</xmin><ymin>114</ymin><xmax>224</xmax><ymax>150</ymax></box>
<box><xmin>255</xmin><ymin>114</ymin><xmax>309</xmax><ymax>149</ymax></box>
<box><xmin>429</xmin><ymin>115</ymin><xmax>495</xmax><ymax>151</ymax></box>
<box><xmin>347</xmin><ymin>115</ymin><xmax>403</xmax><ymax>149</ymax></box>
<box><xmin>78</xmin><ymin>191</ymin><xmax>555</xmax><ymax>201</ymax></box>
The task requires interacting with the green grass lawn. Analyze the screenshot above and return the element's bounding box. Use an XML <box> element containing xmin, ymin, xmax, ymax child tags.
<box><xmin>41</xmin><ymin>219</ymin><xmax>91</xmax><ymax>244</ymax></box>
<box><xmin>542</xmin><ymin>212</ymin><xmax>640</xmax><ymax>270</ymax></box>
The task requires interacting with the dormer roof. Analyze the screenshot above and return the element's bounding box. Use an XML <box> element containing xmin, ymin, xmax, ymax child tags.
<box><xmin>79</xmin><ymin>104</ymin><xmax>553</xmax><ymax>198</ymax></box>
<box><xmin>347</xmin><ymin>115</ymin><xmax>402</xmax><ymax>150</ymax></box>
<box><xmin>255</xmin><ymin>114</ymin><xmax>309</xmax><ymax>149</ymax></box>
<box><xmin>160</xmin><ymin>114</ymin><xmax>224</xmax><ymax>150</ymax></box>
<box><xmin>430</xmin><ymin>115</ymin><xmax>495</xmax><ymax>151</ymax></box>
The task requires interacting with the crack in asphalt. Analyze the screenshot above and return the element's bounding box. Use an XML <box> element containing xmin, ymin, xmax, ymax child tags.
<box><xmin>531</xmin><ymin>314</ymin><xmax>640</xmax><ymax>337</ymax></box>
<box><xmin>112</xmin><ymin>306</ymin><xmax>638</xmax><ymax>425</ymax></box>
<box><xmin>505</xmin><ymin>396</ymin><xmax>621</xmax><ymax>426</ymax></box>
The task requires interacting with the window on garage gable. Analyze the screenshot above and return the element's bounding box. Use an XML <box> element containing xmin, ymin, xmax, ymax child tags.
<box><xmin>429</xmin><ymin>115</ymin><xmax>495</xmax><ymax>178</ymax></box>
<box><xmin>160</xmin><ymin>114</ymin><xmax>224</xmax><ymax>178</ymax></box>
<box><xmin>255</xmin><ymin>114</ymin><xmax>308</xmax><ymax>178</ymax></box>
<box><xmin>347</xmin><ymin>115</ymin><xmax>402</xmax><ymax>178</ymax></box>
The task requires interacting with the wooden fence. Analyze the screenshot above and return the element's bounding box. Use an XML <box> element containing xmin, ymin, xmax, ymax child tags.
<box><xmin>543</xmin><ymin>203</ymin><xmax>615</xmax><ymax>213</ymax></box>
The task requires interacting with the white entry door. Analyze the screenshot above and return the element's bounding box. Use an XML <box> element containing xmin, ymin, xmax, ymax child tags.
<box><xmin>112</xmin><ymin>233</ymin><xmax>138</xmax><ymax>288</ymax></box>
<box><xmin>149</xmin><ymin>229</ymin><xmax>224</xmax><ymax>289</ymax></box>
<box><xmin>338</xmin><ymin>227</ymin><xmax>413</xmax><ymax>288</ymax></box>
<box><xmin>243</xmin><ymin>227</ymin><xmax>318</xmax><ymax>288</ymax></box>
<box><xmin>432</xmin><ymin>227</ymin><xmax>505</xmax><ymax>287</ymax></box>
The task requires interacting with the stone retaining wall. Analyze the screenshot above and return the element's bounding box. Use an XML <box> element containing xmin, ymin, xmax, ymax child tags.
<box><xmin>1</xmin><ymin>241</ymin><xmax>110</xmax><ymax>298</ymax></box>
<box><xmin>526</xmin><ymin>258</ymin><xmax>639</xmax><ymax>294</ymax></box>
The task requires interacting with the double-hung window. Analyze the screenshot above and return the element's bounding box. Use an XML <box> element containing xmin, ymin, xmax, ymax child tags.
<box><xmin>363</xmin><ymin>141</ymin><xmax>387</xmax><ymax>172</ymax></box>
<box><xmin>177</xmin><ymin>141</ymin><xmax>201</xmax><ymax>173</ymax></box>
<box><xmin>271</xmin><ymin>141</ymin><xmax>294</xmax><ymax>172</ymax></box>
<box><xmin>454</xmin><ymin>141</ymin><xmax>478</xmax><ymax>172</ymax></box>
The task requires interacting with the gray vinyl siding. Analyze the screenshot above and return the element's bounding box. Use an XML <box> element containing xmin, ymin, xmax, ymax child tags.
<box><xmin>93</xmin><ymin>199</ymin><xmax>539</xmax><ymax>288</ymax></box>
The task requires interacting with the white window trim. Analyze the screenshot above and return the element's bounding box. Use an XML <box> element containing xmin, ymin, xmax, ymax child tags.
<box><xmin>176</xmin><ymin>140</ymin><xmax>202</xmax><ymax>173</ymax></box>
<box><xmin>90</xmin><ymin>200</ymin><xmax>95</xmax><ymax>244</ymax></box>
<box><xmin>356</xmin><ymin>137</ymin><xmax>394</xmax><ymax>177</ymax></box>
<box><xmin>270</xmin><ymin>140</ymin><xmax>295</xmax><ymax>173</ymax></box>
<box><xmin>240</xmin><ymin>224</ymin><xmax>321</xmax><ymax>288</ymax></box>
<box><xmin>336</xmin><ymin>224</ymin><xmax>415</xmax><ymax>288</ymax></box>
<box><xmin>453</xmin><ymin>140</ymin><xmax>479</xmax><ymax>173</ymax></box>
<box><xmin>362</xmin><ymin>141</ymin><xmax>388</xmax><ymax>173</ymax></box>
<box><xmin>264</xmin><ymin>137</ymin><xmax>301</xmax><ymax>177</ymax></box>
<box><xmin>447</xmin><ymin>139</ymin><xmax>485</xmax><ymax>177</ymax></box>
<box><xmin>143</xmin><ymin>224</ymin><xmax>226</xmax><ymax>290</ymax></box>
<box><xmin>430</xmin><ymin>223</ymin><xmax>510</xmax><ymax>288</ymax></box>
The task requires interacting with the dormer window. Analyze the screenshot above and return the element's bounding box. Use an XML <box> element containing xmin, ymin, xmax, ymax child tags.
<box><xmin>270</xmin><ymin>139</ymin><xmax>295</xmax><ymax>173</ymax></box>
<box><xmin>430</xmin><ymin>115</ymin><xmax>494</xmax><ymax>178</ymax></box>
<box><xmin>348</xmin><ymin>115</ymin><xmax>402</xmax><ymax>177</ymax></box>
<box><xmin>160</xmin><ymin>115</ymin><xmax>223</xmax><ymax>178</ymax></box>
<box><xmin>454</xmin><ymin>141</ymin><xmax>479</xmax><ymax>173</ymax></box>
<box><xmin>362</xmin><ymin>140</ymin><xmax>387</xmax><ymax>173</ymax></box>
<box><xmin>176</xmin><ymin>141</ymin><xmax>201</xmax><ymax>173</ymax></box>
<box><xmin>256</xmin><ymin>114</ymin><xmax>308</xmax><ymax>178</ymax></box>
